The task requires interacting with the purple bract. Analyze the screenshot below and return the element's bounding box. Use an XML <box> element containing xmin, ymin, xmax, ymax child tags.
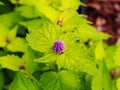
<box><xmin>19</xmin><ymin>65</ymin><xmax>25</xmax><ymax>70</ymax></box>
<box><xmin>52</xmin><ymin>40</ymin><xmax>65</xmax><ymax>54</ymax></box>
<box><xmin>6</xmin><ymin>38</ymin><xmax>10</xmax><ymax>43</ymax></box>
<box><xmin>57</xmin><ymin>20</ymin><xmax>62</xmax><ymax>26</ymax></box>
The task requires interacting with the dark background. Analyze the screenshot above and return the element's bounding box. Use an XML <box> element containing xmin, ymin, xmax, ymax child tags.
<box><xmin>82</xmin><ymin>0</ymin><xmax>120</xmax><ymax>45</ymax></box>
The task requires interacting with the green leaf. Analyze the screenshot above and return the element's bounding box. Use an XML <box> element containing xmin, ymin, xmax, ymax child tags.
<box><xmin>92</xmin><ymin>77</ymin><xmax>102</xmax><ymax>90</ymax></box>
<box><xmin>92</xmin><ymin>60</ymin><xmax>112</xmax><ymax>90</ymax></box>
<box><xmin>33</xmin><ymin>0</ymin><xmax>59</xmax><ymax>22</ymax></box>
<box><xmin>101</xmin><ymin>60</ymin><xmax>112</xmax><ymax>90</ymax></box>
<box><xmin>116</xmin><ymin>78</ymin><xmax>120</xmax><ymax>90</ymax></box>
<box><xmin>9</xmin><ymin>73</ymin><xmax>41</xmax><ymax>90</ymax></box>
<box><xmin>22</xmin><ymin>52</ymin><xmax>39</xmax><ymax>73</ymax></box>
<box><xmin>7</xmin><ymin>38</ymin><xmax>28</xmax><ymax>52</ymax></box>
<box><xmin>27</xmin><ymin>24</ymin><xmax>60</xmax><ymax>52</ymax></box>
<box><xmin>0</xmin><ymin>1</ymin><xmax>4</xmax><ymax>5</ymax></box>
<box><xmin>59</xmin><ymin>9</ymin><xmax>83</xmax><ymax>31</ymax></box>
<box><xmin>95</xmin><ymin>41</ymin><xmax>105</xmax><ymax>61</ymax></box>
<box><xmin>59</xmin><ymin>0</ymin><xmax>80</xmax><ymax>11</ymax></box>
<box><xmin>57</xmin><ymin>47</ymin><xmax>98</xmax><ymax>76</ymax></box>
<box><xmin>85</xmin><ymin>75</ymin><xmax>92</xmax><ymax>90</ymax></box>
<box><xmin>0</xmin><ymin>55</ymin><xmax>23</xmax><ymax>71</ymax></box>
<box><xmin>0</xmin><ymin>70</ymin><xmax>4</xmax><ymax>90</ymax></box>
<box><xmin>8</xmin><ymin>26</ymin><xmax>18</xmax><ymax>41</ymax></box>
<box><xmin>77</xmin><ymin>24</ymin><xmax>111</xmax><ymax>41</ymax></box>
<box><xmin>0</xmin><ymin>54</ymin><xmax>38</xmax><ymax>73</ymax></box>
<box><xmin>35</xmin><ymin>52</ymin><xmax>58</xmax><ymax>63</ymax></box>
<box><xmin>20</xmin><ymin>18</ymin><xmax>50</xmax><ymax>32</ymax></box>
<box><xmin>15</xmin><ymin>5</ymin><xmax>38</xmax><ymax>19</ymax></box>
<box><xmin>0</xmin><ymin>12</ymin><xmax>22</xmax><ymax>29</ymax></box>
<box><xmin>105</xmin><ymin>45</ymin><xmax>117</xmax><ymax>70</ymax></box>
<box><xmin>114</xmin><ymin>43</ymin><xmax>120</xmax><ymax>67</ymax></box>
<box><xmin>0</xmin><ymin>23</ymin><xmax>9</xmax><ymax>47</ymax></box>
<box><xmin>40</xmin><ymin>70</ymin><xmax>80</xmax><ymax>90</ymax></box>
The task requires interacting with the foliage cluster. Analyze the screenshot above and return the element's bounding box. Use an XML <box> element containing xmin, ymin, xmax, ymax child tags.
<box><xmin>0</xmin><ymin>0</ymin><xmax>120</xmax><ymax>90</ymax></box>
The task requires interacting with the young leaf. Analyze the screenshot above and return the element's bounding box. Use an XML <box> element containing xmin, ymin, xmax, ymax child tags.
<box><xmin>40</xmin><ymin>70</ymin><xmax>80</xmax><ymax>90</ymax></box>
<box><xmin>95</xmin><ymin>41</ymin><xmax>105</xmax><ymax>61</ymax></box>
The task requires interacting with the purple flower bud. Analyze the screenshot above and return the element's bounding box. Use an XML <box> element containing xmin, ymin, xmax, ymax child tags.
<box><xmin>57</xmin><ymin>20</ymin><xmax>62</xmax><ymax>26</ymax></box>
<box><xmin>6</xmin><ymin>38</ymin><xmax>10</xmax><ymax>43</ymax></box>
<box><xmin>52</xmin><ymin>40</ymin><xmax>65</xmax><ymax>54</ymax></box>
<box><xmin>19</xmin><ymin>65</ymin><xmax>25</xmax><ymax>70</ymax></box>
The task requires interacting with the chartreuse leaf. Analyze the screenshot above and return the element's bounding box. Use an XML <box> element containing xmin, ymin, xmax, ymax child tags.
<box><xmin>56</xmin><ymin>45</ymin><xmax>98</xmax><ymax>76</ymax></box>
<box><xmin>100</xmin><ymin>60</ymin><xmax>112</xmax><ymax>90</ymax></box>
<box><xmin>105</xmin><ymin>45</ymin><xmax>117</xmax><ymax>70</ymax></box>
<box><xmin>0</xmin><ymin>54</ymin><xmax>38</xmax><ymax>73</ymax></box>
<box><xmin>0</xmin><ymin>12</ymin><xmax>22</xmax><ymax>28</ymax></box>
<box><xmin>0</xmin><ymin>23</ymin><xmax>9</xmax><ymax>47</ymax></box>
<box><xmin>95</xmin><ymin>41</ymin><xmax>105</xmax><ymax>61</ymax></box>
<box><xmin>113</xmin><ymin>43</ymin><xmax>120</xmax><ymax>66</ymax></box>
<box><xmin>0</xmin><ymin>55</ymin><xmax>23</xmax><ymax>71</ymax></box>
<box><xmin>20</xmin><ymin>18</ymin><xmax>50</xmax><ymax>32</ymax></box>
<box><xmin>22</xmin><ymin>51</ymin><xmax>39</xmax><ymax>73</ymax></box>
<box><xmin>27</xmin><ymin>24</ymin><xmax>60</xmax><ymax>52</ymax></box>
<box><xmin>7</xmin><ymin>37</ymin><xmax>28</xmax><ymax>52</ymax></box>
<box><xmin>15</xmin><ymin>5</ymin><xmax>38</xmax><ymax>19</ymax></box>
<box><xmin>8</xmin><ymin>26</ymin><xmax>18</xmax><ymax>41</ymax></box>
<box><xmin>92</xmin><ymin>76</ymin><xmax>102</xmax><ymax>90</ymax></box>
<box><xmin>58</xmin><ymin>9</ymin><xmax>84</xmax><ymax>32</ymax></box>
<box><xmin>33</xmin><ymin>0</ymin><xmax>59</xmax><ymax>22</ymax></box>
<box><xmin>59</xmin><ymin>0</ymin><xmax>80</xmax><ymax>11</ymax></box>
<box><xmin>92</xmin><ymin>60</ymin><xmax>112</xmax><ymax>90</ymax></box>
<box><xmin>116</xmin><ymin>78</ymin><xmax>120</xmax><ymax>90</ymax></box>
<box><xmin>40</xmin><ymin>70</ymin><xmax>80</xmax><ymax>90</ymax></box>
<box><xmin>77</xmin><ymin>24</ymin><xmax>111</xmax><ymax>41</ymax></box>
<box><xmin>0</xmin><ymin>23</ymin><xmax>27</xmax><ymax>52</ymax></box>
<box><xmin>9</xmin><ymin>72</ymin><xmax>41</xmax><ymax>90</ymax></box>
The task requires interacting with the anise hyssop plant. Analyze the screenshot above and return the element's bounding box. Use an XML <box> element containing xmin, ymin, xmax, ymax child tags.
<box><xmin>0</xmin><ymin>0</ymin><xmax>120</xmax><ymax>90</ymax></box>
